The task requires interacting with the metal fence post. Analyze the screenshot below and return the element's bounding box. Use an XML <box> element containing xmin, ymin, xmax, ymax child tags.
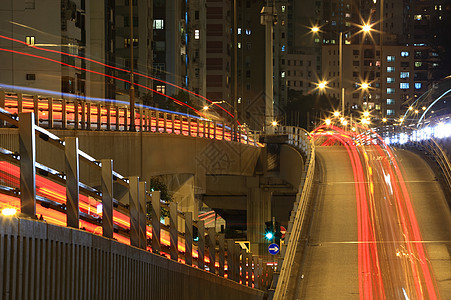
<box><xmin>106</xmin><ymin>105</ymin><xmax>111</xmax><ymax>131</ymax></box>
<box><xmin>80</xmin><ymin>100</ymin><xmax>85</xmax><ymax>130</ymax></box>
<box><xmin>240</xmin><ymin>248</ymin><xmax>246</xmax><ymax>284</ymax></box>
<box><xmin>207</xmin><ymin>227</ymin><xmax>216</xmax><ymax>274</ymax></box>
<box><xmin>19</xmin><ymin>112</ymin><xmax>36</xmax><ymax>218</ymax></box>
<box><xmin>151</xmin><ymin>191</ymin><xmax>161</xmax><ymax>253</ymax></box>
<box><xmin>197</xmin><ymin>220</ymin><xmax>205</xmax><ymax>270</ymax></box>
<box><xmin>96</xmin><ymin>103</ymin><xmax>102</xmax><ymax>130</ymax></box>
<box><xmin>129</xmin><ymin>176</ymin><xmax>140</xmax><ymax>248</ymax></box>
<box><xmin>74</xmin><ymin>99</ymin><xmax>79</xmax><ymax>129</ymax></box>
<box><xmin>155</xmin><ymin>111</ymin><xmax>159</xmax><ymax>132</ymax></box>
<box><xmin>123</xmin><ymin>107</ymin><xmax>128</xmax><ymax>131</ymax></box>
<box><xmin>115</xmin><ymin>106</ymin><xmax>120</xmax><ymax>131</ymax></box>
<box><xmin>62</xmin><ymin>99</ymin><xmax>67</xmax><ymax>129</ymax></box>
<box><xmin>218</xmin><ymin>234</ymin><xmax>225</xmax><ymax>277</ymax></box>
<box><xmin>185</xmin><ymin>212</ymin><xmax>193</xmax><ymax>266</ymax></box>
<box><xmin>235</xmin><ymin>244</ymin><xmax>242</xmax><ymax>283</ymax></box>
<box><xmin>65</xmin><ymin>137</ymin><xmax>80</xmax><ymax>228</ymax></box>
<box><xmin>247</xmin><ymin>253</ymin><xmax>253</xmax><ymax>287</ymax></box>
<box><xmin>101</xmin><ymin>159</ymin><xmax>114</xmax><ymax>239</ymax></box>
<box><xmin>169</xmin><ymin>202</ymin><xmax>178</xmax><ymax>261</ymax></box>
<box><xmin>17</xmin><ymin>93</ymin><xmax>23</xmax><ymax>113</ymax></box>
<box><xmin>33</xmin><ymin>95</ymin><xmax>39</xmax><ymax>125</ymax></box>
<box><xmin>87</xmin><ymin>102</ymin><xmax>91</xmax><ymax>130</ymax></box>
<box><xmin>139</xmin><ymin>181</ymin><xmax>147</xmax><ymax>249</ymax></box>
<box><xmin>48</xmin><ymin>97</ymin><xmax>53</xmax><ymax>128</ymax></box>
<box><xmin>187</xmin><ymin>117</ymin><xmax>192</xmax><ymax>136</ymax></box>
<box><xmin>171</xmin><ymin>113</ymin><xmax>175</xmax><ymax>134</ymax></box>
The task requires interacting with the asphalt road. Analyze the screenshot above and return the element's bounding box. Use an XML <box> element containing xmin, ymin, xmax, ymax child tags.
<box><xmin>294</xmin><ymin>145</ymin><xmax>450</xmax><ymax>299</ymax></box>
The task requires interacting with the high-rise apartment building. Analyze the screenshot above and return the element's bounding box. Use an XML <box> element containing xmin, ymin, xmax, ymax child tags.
<box><xmin>0</xmin><ymin>0</ymin><xmax>86</xmax><ymax>97</ymax></box>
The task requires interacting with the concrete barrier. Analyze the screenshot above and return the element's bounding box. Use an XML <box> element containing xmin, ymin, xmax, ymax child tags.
<box><xmin>0</xmin><ymin>215</ymin><xmax>267</xmax><ymax>300</ymax></box>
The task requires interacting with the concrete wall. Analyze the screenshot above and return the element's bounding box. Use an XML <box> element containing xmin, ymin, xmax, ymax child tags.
<box><xmin>0</xmin><ymin>129</ymin><xmax>261</xmax><ymax>195</ymax></box>
<box><xmin>0</xmin><ymin>215</ymin><xmax>267</xmax><ymax>300</ymax></box>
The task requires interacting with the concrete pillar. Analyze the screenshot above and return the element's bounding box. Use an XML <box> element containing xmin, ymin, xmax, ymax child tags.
<box><xmin>101</xmin><ymin>159</ymin><xmax>114</xmax><ymax>238</ymax></box>
<box><xmin>65</xmin><ymin>137</ymin><xmax>79</xmax><ymax>229</ymax></box>
<box><xmin>129</xmin><ymin>177</ymin><xmax>140</xmax><ymax>248</ymax></box>
<box><xmin>246</xmin><ymin>176</ymin><xmax>272</xmax><ymax>255</ymax></box>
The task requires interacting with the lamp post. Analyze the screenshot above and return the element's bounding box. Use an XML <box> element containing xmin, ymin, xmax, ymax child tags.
<box><xmin>129</xmin><ymin>0</ymin><xmax>136</xmax><ymax>131</ymax></box>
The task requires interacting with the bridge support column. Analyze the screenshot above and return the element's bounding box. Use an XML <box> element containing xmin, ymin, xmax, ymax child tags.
<box><xmin>207</xmin><ymin>227</ymin><xmax>216</xmax><ymax>273</ymax></box>
<box><xmin>247</xmin><ymin>176</ymin><xmax>272</xmax><ymax>255</ymax></box>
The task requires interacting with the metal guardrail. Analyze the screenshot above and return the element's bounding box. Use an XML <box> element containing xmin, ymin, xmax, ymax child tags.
<box><xmin>0</xmin><ymin>110</ymin><xmax>271</xmax><ymax>290</ymax></box>
<box><xmin>271</xmin><ymin>126</ymin><xmax>316</xmax><ymax>300</ymax></box>
<box><xmin>0</xmin><ymin>89</ymin><xmax>261</xmax><ymax>146</ymax></box>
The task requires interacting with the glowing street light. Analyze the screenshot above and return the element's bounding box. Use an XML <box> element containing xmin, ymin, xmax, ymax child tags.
<box><xmin>333</xmin><ymin>111</ymin><xmax>340</xmax><ymax>117</ymax></box>
<box><xmin>363</xmin><ymin>111</ymin><xmax>370</xmax><ymax>118</ymax></box>
<box><xmin>382</xmin><ymin>118</ymin><xmax>387</xmax><ymax>123</ymax></box>
<box><xmin>325</xmin><ymin>119</ymin><xmax>331</xmax><ymax>126</ymax></box>
<box><xmin>361</xmin><ymin>82</ymin><xmax>369</xmax><ymax>90</ymax></box>
<box><xmin>203</xmin><ymin>105</ymin><xmax>209</xmax><ymax>110</ymax></box>
<box><xmin>318</xmin><ymin>80</ymin><xmax>327</xmax><ymax>89</ymax></box>
<box><xmin>311</xmin><ymin>26</ymin><xmax>320</xmax><ymax>33</ymax></box>
<box><xmin>271</xmin><ymin>120</ymin><xmax>278</xmax><ymax>127</ymax></box>
<box><xmin>362</xmin><ymin>23</ymin><xmax>372</xmax><ymax>33</ymax></box>
<box><xmin>2</xmin><ymin>208</ymin><xmax>17</xmax><ymax>216</ymax></box>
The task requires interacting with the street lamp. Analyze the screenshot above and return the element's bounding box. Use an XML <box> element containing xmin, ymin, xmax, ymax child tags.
<box><xmin>311</xmin><ymin>23</ymin><xmax>374</xmax><ymax>120</ymax></box>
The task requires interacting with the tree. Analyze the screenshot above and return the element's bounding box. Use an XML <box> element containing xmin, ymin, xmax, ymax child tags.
<box><xmin>280</xmin><ymin>89</ymin><xmax>339</xmax><ymax>129</ymax></box>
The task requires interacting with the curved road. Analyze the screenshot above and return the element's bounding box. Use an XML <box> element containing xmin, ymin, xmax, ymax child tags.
<box><xmin>295</xmin><ymin>141</ymin><xmax>450</xmax><ymax>299</ymax></box>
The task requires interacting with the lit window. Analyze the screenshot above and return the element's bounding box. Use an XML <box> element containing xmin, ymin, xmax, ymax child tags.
<box><xmin>345</xmin><ymin>22</ymin><xmax>351</xmax><ymax>27</ymax></box>
<box><xmin>387</xmin><ymin>55</ymin><xmax>395</xmax><ymax>62</ymax></box>
<box><xmin>238</xmin><ymin>42</ymin><xmax>241</xmax><ymax>49</ymax></box>
<box><xmin>400</xmin><ymin>83</ymin><xmax>409</xmax><ymax>89</ymax></box>
<box><xmin>387</xmin><ymin>99</ymin><xmax>395</xmax><ymax>105</ymax></box>
<box><xmin>387</xmin><ymin>66</ymin><xmax>395</xmax><ymax>72</ymax></box>
<box><xmin>415</xmin><ymin>82</ymin><xmax>422</xmax><ymax>89</ymax></box>
<box><xmin>25</xmin><ymin>36</ymin><xmax>35</xmax><ymax>46</ymax></box>
<box><xmin>245</xmin><ymin>29</ymin><xmax>252</xmax><ymax>35</ymax></box>
<box><xmin>314</xmin><ymin>38</ymin><xmax>320</xmax><ymax>43</ymax></box>
<box><xmin>401</xmin><ymin>51</ymin><xmax>409</xmax><ymax>57</ymax></box>
<box><xmin>387</xmin><ymin>88</ymin><xmax>395</xmax><ymax>94</ymax></box>
<box><xmin>281</xmin><ymin>45</ymin><xmax>286</xmax><ymax>51</ymax></box>
<box><xmin>281</xmin><ymin>71</ymin><xmax>285</xmax><ymax>78</ymax></box>
<box><xmin>387</xmin><ymin>77</ymin><xmax>395</xmax><ymax>83</ymax></box>
<box><xmin>153</xmin><ymin>19</ymin><xmax>164</xmax><ymax>29</ymax></box>
<box><xmin>331</xmin><ymin>21</ymin><xmax>336</xmax><ymax>26</ymax></box>
<box><xmin>415</xmin><ymin>61</ymin><xmax>423</xmax><ymax>67</ymax></box>
<box><xmin>281</xmin><ymin>6</ymin><xmax>286</xmax><ymax>13</ymax></box>
<box><xmin>345</xmin><ymin>13</ymin><xmax>351</xmax><ymax>18</ymax></box>
<box><xmin>156</xmin><ymin>85</ymin><xmax>165</xmax><ymax>94</ymax></box>
<box><xmin>386</xmin><ymin>109</ymin><xmax>395</xmax><ymax>115</ymax></box>
<box><xmin>238</xmin><ymin>28</ymin><xmax>241</xmax><ymax>35</ymax></box>
<box><xmin>194</xmin><ymin>29</ymin><xmax>200</xmax><ymax>40</ymax></box>
<box><xmin>400</xmin><ymin>72</ymin><xmax>409</xmax><ymax>78</ymax></box>
<box><xmin>414</xmin><ymin>15</ymin><xmax>422</xmax><ymax>21</ymax></box>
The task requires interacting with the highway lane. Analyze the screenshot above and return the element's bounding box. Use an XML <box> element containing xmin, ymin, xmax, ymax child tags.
<box><xmin>294</xmin><ymin>128</ymin><xmax>449</xmax><ymax>299</ymax></box>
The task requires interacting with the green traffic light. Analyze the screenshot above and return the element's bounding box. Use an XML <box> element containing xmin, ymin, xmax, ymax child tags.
<box><xmin>265</xmin><ymin>232</ymin><xmax>274</xmax><ymax>240</ymax></box>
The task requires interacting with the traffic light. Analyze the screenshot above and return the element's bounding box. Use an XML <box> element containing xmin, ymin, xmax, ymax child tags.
<box><xmin>265</xmin><ymin>221</ymin><xmax>274</xmax><ymax>241</ymax></box>
<box><xmin>274</xmin><ymin>221</ymin><xmax>282</xmax><ymax>245</ymax></box>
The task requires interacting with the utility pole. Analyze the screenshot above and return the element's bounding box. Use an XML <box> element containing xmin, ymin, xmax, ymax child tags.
<box><xmin>261</xmin><ymin>0</ymin><xmax>276</xmax><ymax>133</ymax></box>
<box><xmin>232</xmin><ymin>0</ymin><xmax>238</xmax><ymax>140</ymax></box>
<box><xmin>129</xmin><ymin>0</ymin><xmax>136</xmax><ymax>131</ymax></box>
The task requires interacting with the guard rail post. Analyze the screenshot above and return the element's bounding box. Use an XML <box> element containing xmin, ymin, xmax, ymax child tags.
<box><xmin>151</xmin><ymin>191</ymin><xmax>161</xmax><ymax>253</ymax></box>
<box><xmin>101</xmin><ymin>159</ymin><xmax>114</xmax><ymax>239</ymax></box>
<box><xmin>170</xmin><ymin>202</ymin><xmax>178</xmax><ymax>261</ymax></box>
<box><xmin>65</xmin><ymin>137</ymin><xmax>80</xmax><ymax>229</ymax></box>
<box><xmin>197</xmin><ymin>220</ymin><xmax>205</xmax><ymax>270</ymax></box>
<box><xmin>185</xmin><ymin>211</ymin><xmax>193</xmax><ymax>266</ymax></box>
<box><xmin>19</xmin><ymin>112</ymin><xmax>37</xmax><ymax>218</ymax></box>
